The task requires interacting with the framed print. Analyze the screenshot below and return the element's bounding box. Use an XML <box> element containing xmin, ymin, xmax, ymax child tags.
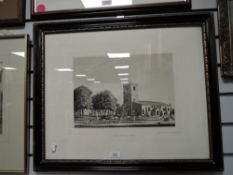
<box><xmin>31</xmin><ymin>0</ymin><xmax>191</xmax><ymax>20</ymax></box>
<box><xmin>0</xmin><ymin>35</ymin><xmax>29</xmax><ymax>173</ymax></box>
<box><xmin>34</xmin><ymin>12</ymin><xmax>223</xmax><ymax>171</ymax></box>
<box><xmin>218</xmin><ymin>0</ymin><xmax>233</xmax><ymax>77</ymax></box>
<box><xmin>0</xmin><ymin>0</ymin><xmax>25</xmax><ymax>27</ymax></box>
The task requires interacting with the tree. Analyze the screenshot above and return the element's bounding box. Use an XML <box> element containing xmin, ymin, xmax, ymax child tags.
<box><xmin>116</xmin><ymin>104</ymin><xmax>123</xmax><ymax>117</ymax></box>
<box><xmin>92</xmin><ymin>90</ymin><xmax>117</xmax><ymax>116</ymax></box>
<box><xmin>74</xmin><ymin>86</ymin><xmax>92</xmax><ymax>117</ymax></box>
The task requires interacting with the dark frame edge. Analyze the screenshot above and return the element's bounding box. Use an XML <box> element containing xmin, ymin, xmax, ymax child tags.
<box><xmin>33</xmin><ymin>23</ymin><xmax>44</xmax><ymax>172</ymax></box>
<box><xmin>31</xmin><ymin>0</ymin><xmax>191</xmax><ymax>21</ymax></box>
<box><xmin>205</xmin><ymin>13</ymin><xmax>224</xmax><ymax>170</ymax></box>
<box><xmin>25</xmin><ymin>34</ymin><xmax>31</xmax><ymax>175</ymax></box>
<box><xmin>217</xmin><ymin>0</ymin><xmax>233</xmax><ymax>77</ymax></box>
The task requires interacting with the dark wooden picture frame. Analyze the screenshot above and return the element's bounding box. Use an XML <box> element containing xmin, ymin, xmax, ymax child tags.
<box><xmin>31</xmin><ymin>0</ymin><xmax>191</xmax><ymax>20</ymax></box>
<box><xmin>0</xmin><ymin>35</ymin><xmax>30</xmax><ymax>173</ymax></box>
<box><xmin>218</xmin><ymin>0</ymin><xmax>233</xmax><ymax>77</ymax></box>
<box><xmin>34</xmin><ymin>12</ymin><xmax>223</xmax><ymax>172</ymax></box>
<box><xmin>0</xmin><ymin>0</ymin><xmax>25</xmax><ymax>27</ymax></box>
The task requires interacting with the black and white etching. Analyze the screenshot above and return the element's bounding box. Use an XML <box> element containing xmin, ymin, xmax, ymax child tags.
<box><xmin>73</xmin><ymin>54</ymin><xmax>175</xmax><ymax>127</ymax></box>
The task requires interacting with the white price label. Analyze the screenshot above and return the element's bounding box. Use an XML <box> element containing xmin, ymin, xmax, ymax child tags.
<box><xmin>111</xmin><ymin>151</ymin><xmax>121</xmax><ymax>159</ymax></box>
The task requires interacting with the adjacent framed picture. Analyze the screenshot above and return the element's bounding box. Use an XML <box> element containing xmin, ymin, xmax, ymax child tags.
<box><xmin>0</xmin><ymin>0</ymin><xmax>25</xmax><ymax>27</ymax></box>
<box><xmin>31</xmin><ymin>0</ymin><xmax>191</xmax><ymax>20</ymax></box>
<box><xmin>34</xmin><ymin>12</ymin><xmax>223</xmax><ymax>171</ymax></box>
<box><xmin>218</xmin><ymin>0</ymin><xmax>233</xmax><ymax>77</ymax></box>
<box><xmin>0</xmin><ymin>35</ymin><xmax>29</xmax><ymax>173</ymax></box>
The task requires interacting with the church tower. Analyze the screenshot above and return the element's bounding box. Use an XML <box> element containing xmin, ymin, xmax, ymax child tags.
<box><xmin>123</xmin><ymin>83</ymin><xmax>138</xmax><ymax>116</ymax></box>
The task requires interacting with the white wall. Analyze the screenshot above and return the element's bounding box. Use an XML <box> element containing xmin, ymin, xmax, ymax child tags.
<box><xmin>2</xmin><ymin>0</ymin><xmax>233</xmax><ymax>174</ymax></box>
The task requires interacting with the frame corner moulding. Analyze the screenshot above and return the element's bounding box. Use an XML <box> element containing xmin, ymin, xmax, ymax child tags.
<box><xmin>0</xmin><ymin>0</ymin><xmax>25</xmax><ymax>27</ymax></box>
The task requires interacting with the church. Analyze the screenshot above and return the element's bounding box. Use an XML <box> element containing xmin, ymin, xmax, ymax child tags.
<box><xmin>123</xmin><ymin>83</ymin><xmax>173</xmax><ymax>120</ymax></box>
